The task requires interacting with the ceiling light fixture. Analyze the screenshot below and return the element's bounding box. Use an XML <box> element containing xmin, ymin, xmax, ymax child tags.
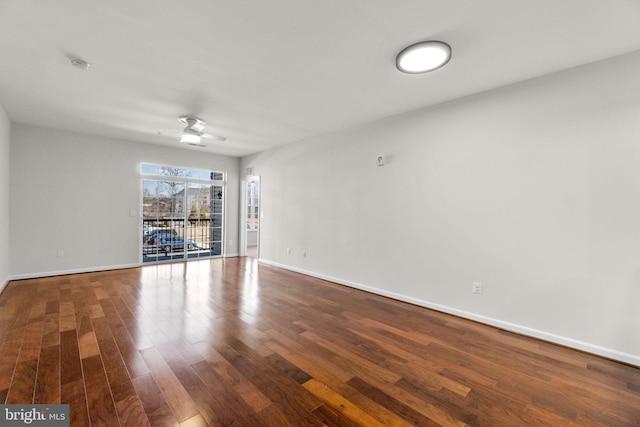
<box><xmin>396</xmin><ymin>41</ymin><xmax>451</xmax><ymax>74</ymax></box>
<box><xmin>180</xmin><ymin>128</ymin><xmax>201</xmax><ymax>144</ymax></box>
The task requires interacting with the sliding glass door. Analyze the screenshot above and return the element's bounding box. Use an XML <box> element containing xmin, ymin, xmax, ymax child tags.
<box><xmin>141</xmin><ymin>164</ymin><xmax>224</xmax><ymax>263</ymax></box>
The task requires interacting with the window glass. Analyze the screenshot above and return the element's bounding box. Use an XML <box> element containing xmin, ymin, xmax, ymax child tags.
<box><xmin>141</xmin><ymin>163</ymin><xmax>224</xmax><ymax>182</ymax></box>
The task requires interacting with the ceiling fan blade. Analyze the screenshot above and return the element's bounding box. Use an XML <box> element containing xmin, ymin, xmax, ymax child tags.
<box><xmin>201</xmin><ymin>132</ymin><xmax>227</xmax><ymax>142</ymax></box>
<box><xmin>157</xmin><ymin>129</ymin><xmax>181</xmax><ymax>136</ymax></box>
<box><xmin>186</xmin><ymin>141</ymin><xmax>207</xmax><ymax>147</ymax></box>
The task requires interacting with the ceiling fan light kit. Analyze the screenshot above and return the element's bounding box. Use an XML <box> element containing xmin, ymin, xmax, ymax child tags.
<box><xmin>180</xmin><ymin>128</ymin><xmax>202</xmax><ymax>144</ymax></box>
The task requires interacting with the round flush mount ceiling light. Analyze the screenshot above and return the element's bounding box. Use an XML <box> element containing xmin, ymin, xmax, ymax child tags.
<box><xmin>396</xmin><ymin>41</ymin><xmax>451</xmax><ymax>74</ymax></box>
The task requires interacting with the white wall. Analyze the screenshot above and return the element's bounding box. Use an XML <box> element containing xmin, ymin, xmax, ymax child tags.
<box><xmin>0</xmin><ymin>104</ymin><xmax>9</xmax><ymax>289</ymax></box>
<box><xmin>10</xmin><ymin>124</ymin><xmax>240</xmax><ymax>277</ymax></box>
<box><xmin>242</xmin><ymin>50</ymin><xmax>640</xmax><ymax>365</ymax></box>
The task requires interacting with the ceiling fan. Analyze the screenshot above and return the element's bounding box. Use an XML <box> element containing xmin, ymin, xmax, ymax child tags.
<box><xmin>163</xmin><ymin>115</ymin><xmax>227</xmax><ymax>147</ymax></box>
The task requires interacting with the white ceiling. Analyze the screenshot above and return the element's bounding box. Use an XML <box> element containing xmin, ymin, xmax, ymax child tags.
<box><xmin>1</xmin><ymin>1</ymin><xmax>640</xmax><ymax>157</ymax></box>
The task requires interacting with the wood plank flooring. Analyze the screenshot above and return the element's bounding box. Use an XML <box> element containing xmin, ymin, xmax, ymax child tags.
<box><xmin>0</xmin><ymin>257</ymin><xmax>639</xmax><ymax>426</ymax></box>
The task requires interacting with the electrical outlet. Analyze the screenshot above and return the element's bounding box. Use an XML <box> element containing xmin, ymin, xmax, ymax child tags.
<box><xmin>472</xmin><ymin>281</ymin><xmax>482</xmax><ymax>294</ymax></box>
<box><xmin>286</xmin><ymin>248</ymin><xmax>291</xmax><ymax>255</ymax></box>
<box><xmin>57</xmin><ymin>250</ymin><xmax>65</xmax><ymax>258</ymax></box>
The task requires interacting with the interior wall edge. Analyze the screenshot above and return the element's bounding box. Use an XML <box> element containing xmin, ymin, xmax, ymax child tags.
<box><xmin>0</xmin><ymin>104</ymin><xmax>9</xmax><ymax>294</ymax></box>
<box><xmin>258</xmin><ymin>258</ymin><xmax>640</xmax><ymax>368</ymax></box>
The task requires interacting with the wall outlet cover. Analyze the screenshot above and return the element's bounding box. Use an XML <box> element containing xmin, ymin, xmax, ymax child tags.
<box><xmin>472</xmin><ymin>281</ymin><xmax>482</xmax><ymax>294</ymax></box>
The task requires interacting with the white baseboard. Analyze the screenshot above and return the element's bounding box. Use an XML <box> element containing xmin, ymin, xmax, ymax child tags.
<box><xmin>7</xmin><ymin>263</ymin><xmax>141</xmax><ymax>281</ymax></box>
<box><xmin>258</xmin><ymin>258</ymin><xmax>640</xmax><ymax>368</ymax></box>
<box><xmin>0</xmin><ymin>277</ymin><xmax>9</xmax><ymax>293</ymax></box>
<box><xmin>9</xmin><ymin>255</ymin><xmax>243</xmax><ymax>283</ymax></box>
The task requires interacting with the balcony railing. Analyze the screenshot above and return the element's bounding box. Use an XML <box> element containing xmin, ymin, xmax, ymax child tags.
<box><xmin>142</xmin><ymin>218</ymin><xmax>222</xmax><ymax>262</ymax></box>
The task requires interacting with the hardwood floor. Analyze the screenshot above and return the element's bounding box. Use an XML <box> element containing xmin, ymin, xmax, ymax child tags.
<box><xmin>0</xmin><ymin>257</ymin><xmax>638</xmax><ymax>426</ymax></box>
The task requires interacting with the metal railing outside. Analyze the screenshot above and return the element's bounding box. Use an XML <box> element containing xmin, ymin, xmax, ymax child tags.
<box><xmin>142</xmin><ymin>218</ymin><xmax>223</xmax><ymax>262</ymax></box>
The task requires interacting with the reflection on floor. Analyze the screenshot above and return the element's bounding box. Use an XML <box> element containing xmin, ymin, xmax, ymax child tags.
<box><xmin>246</xmin><ymin>244</ymin><xmax>257</xmax><ymax>258</ymax></box>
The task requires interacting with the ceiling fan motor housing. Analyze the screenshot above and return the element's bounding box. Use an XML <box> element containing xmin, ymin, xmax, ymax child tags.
<box><xmin>178</xmin><ymin>115</ymin><xmax>205</xmax><ymax>131</ymax></box>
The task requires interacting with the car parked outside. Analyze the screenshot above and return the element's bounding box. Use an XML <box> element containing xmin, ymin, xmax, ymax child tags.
<box><xmin>145</xmin><ymin>228</ymin><xmax>177</xmax><ymax>241</ymax></box>
<box><xmin>144</xmin><ymin>228</ymin><xmax>199</xmax><ymax>254</ymax></box>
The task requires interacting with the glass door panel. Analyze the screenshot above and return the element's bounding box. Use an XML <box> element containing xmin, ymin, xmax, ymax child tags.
<box><xmin>142</xmin><ymin>178</ymin><xmax>186</xmax><ymax>262</ymax></box>
<box><xmin>187</xmin><ymin>183</ymin><xmax>215</xmax><ymax>259</ymax></box>
<box><xmin>211</xmin><ymin>185</ymin><xmax>224</xmax><ymax>256</ymax></box>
